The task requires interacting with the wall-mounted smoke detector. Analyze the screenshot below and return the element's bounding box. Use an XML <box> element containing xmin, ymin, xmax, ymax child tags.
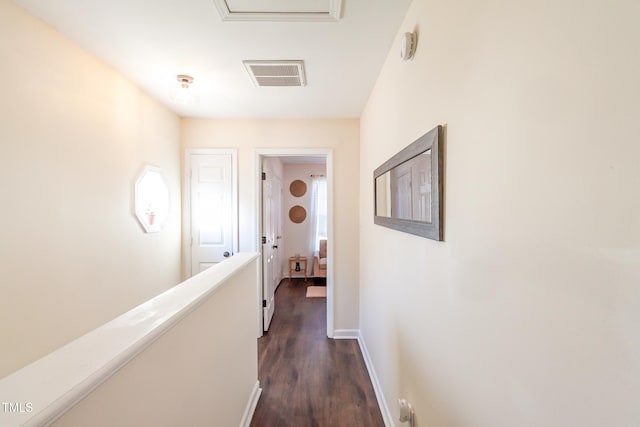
<box><xmin>243</xmin><ymin>60</ymin><xmax>307</xmax><ymax>87</ymax></box>
<box><xmin>171</xmin><ymin>74</ymin><xmax>199</xmax><ymax>104</ymax></box>
<box><xmin>400</xmin><ymin>32</ymin><xmax>417</xmax><ymax>61</ymax></box>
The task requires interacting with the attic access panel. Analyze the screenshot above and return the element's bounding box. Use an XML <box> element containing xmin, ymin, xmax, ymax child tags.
<box><xmin>213</xmin><ymin>0</ymin><xmax>342</xmax><ymax>21</ymax></box>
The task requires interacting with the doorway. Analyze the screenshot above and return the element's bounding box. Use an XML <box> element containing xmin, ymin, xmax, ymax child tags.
<box><xmin>256</xmin><ymin>149</ymin><xmax>334</xmax><ymax>338</ymax></box>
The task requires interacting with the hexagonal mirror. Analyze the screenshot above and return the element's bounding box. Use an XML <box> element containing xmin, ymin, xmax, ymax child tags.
<box><xmin>134</xmin><ymin>165</ymin><xmax>169</xmax><ymax>233</ymax></box>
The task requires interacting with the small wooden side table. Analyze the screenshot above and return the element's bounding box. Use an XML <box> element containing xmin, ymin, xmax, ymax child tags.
<box><xmin>288</xmin><ymin>256</ymin><xmax>308</xmax><ymax>283</ymax></box>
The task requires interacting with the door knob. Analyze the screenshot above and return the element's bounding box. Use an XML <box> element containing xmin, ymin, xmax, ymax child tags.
<box><xmin>272</xmin><ymin>245</ymin><xmax>278</xmax><ymax>249</ymax></box>
<box><xmin>223</xmin><ymin>251</ymin><xmax>231</xmax><ymax>258</ymax></box>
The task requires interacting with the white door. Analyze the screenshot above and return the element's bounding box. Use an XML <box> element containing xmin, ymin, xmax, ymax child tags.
<box><xmin>262</xmin><ymin>165</ymin><xmax>280</xmax><ymax>331</ymax></box>
<box><xmin>189</xmin><ymin>153</ymin><xmax>234</xmax><ymax>276</ymax></box>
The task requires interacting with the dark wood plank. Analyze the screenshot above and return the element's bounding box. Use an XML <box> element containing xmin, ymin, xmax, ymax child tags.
<box><xmin>251</xmin><ymin>279</ymin><xmax>384</xmax><ymax>427</ymax></box>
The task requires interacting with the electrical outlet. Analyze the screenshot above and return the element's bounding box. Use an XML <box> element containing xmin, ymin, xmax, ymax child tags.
<box><xmin>398</xmin><ymin>398</ymin><xmax>414</xmax><ymax>424</ymax></box>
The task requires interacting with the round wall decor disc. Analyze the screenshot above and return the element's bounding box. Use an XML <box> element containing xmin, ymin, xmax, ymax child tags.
<box><xmin>289</xmin><ymin>205</ymin><xmax>307</xmax><ymax>223</ymax></box>
<box><xmin>289</xmin><ymin>179</ymin><xmax>307</xmax><ymax>197</ymax></box>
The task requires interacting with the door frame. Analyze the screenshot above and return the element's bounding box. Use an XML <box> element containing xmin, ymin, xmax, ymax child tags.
<box><xmin>183</xmin><ymin>148</ymin><xmax>239</xmax><ymax>279</ymax></box>
<box><xmin>255</xmin><ymin>148</ymin><xmax>334</xmax><ymax>338</ymax></box>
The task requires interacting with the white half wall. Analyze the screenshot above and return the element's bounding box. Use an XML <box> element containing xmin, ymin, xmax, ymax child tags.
<box><xmin>360</xmin><ymin>0</ymin><xmax>640</xmax><ymax>426</ymax></box>
<box><xmin>48</xmin><ymin>255</ymin><xmax>259</xmax><ymax>427</ymax></box>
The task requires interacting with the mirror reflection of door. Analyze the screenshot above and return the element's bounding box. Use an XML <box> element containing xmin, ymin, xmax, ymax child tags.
<box><xmin>383</xmin><ymin>150</ymin><xmax>432</xmax><ymax>223</ymax></box>
<box><xmin>189</xmin><ymin>152</ymin><xmax>235</xmax><ymax>276</ymax></box>
<box><xmin>392</xmin><ymin>170</ymin><xmax>412</xmax><ymax>220</ymax></box>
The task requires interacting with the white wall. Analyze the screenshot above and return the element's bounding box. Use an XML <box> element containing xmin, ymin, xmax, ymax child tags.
<box><xmin>282</xmin><ymin>163</ymin><xmax>327</xmax><ymax>277</ymax></box>
<box><xmin>181</xmin><ymin>119</ymin><xmax>360</xmax><ymax>330</ymax></box>
<box><xmin>360</xmin><ymin>0</ymin><xmax>640</xmax><ymax>426</ymax></box>
<box><xmin>0</xmin><ymin>1</ymin><xmax>181</xmax><ymax>378</ymax></box>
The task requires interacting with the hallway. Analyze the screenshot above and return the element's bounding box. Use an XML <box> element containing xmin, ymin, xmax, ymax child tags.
<box><xmin>250</xmin><ymin>279</ymin><xmax>384</xmax><ymax>427</ymax></box>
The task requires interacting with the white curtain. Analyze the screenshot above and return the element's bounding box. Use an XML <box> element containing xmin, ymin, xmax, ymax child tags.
<box><xmin>309</xmin><ymin>176</ymin><xmax>327</xmax><ymax>256</ymax></box>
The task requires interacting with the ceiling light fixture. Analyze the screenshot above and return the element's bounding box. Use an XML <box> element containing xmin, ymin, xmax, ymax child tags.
<box><xmin>171</xmin><ymin>74</ymin><xmax>199</xmax><ymax>105</ymax></box>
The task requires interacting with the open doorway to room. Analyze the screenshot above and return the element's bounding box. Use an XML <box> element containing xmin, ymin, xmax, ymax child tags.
<box><xmin>256</xmin><ymin>149</ymin><xmax>333</xmax><ymax>337</ymax></box>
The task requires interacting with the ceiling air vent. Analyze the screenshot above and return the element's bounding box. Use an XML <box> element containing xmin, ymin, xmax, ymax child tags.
<box><xmin>243</xmin><ymin>60</ymin><xmax>307</xmax><ymax>87</ymax></box>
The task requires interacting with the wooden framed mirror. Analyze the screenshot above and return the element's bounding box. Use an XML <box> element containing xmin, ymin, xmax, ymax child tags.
<box><xmin>374</xmin><ymin>125</ymin><xmax>443</xmax><ymax>241</ymax></box>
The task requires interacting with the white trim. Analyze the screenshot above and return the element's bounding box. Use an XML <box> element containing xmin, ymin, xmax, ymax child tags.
<box><xmin>325</xmin><ymin>149</ymin><xmax>335</xmax><ymax>338</ymax></box>
<box><xmin>183</xmin><ymin>148</ymin><xmax>238</xmax><ymax>279</ymax></box>
<box><xmin>255</xmin><ymin>237</ymin><xmax>264</xmax><ymax>338</ymax></box>
<box><xmin>212</xmin><ymin>0</ymin><xmax>342</xmax><ymax>22</ymax></box>
<box><xmin>255</xmin><ymin>148</ymin><xmax>334</xmax><ymax>339</ymax></box>
<box><xmin>0</xmin><ymin>253</ymin><xmax>259</xmax><ymax>427</ymax></box>
<box><xmin>356</xmin><ymin>331</ymin><xmax>395</xmax><ymax>427</ymax></box>
<box><xmin>254</xmin><ymin>151</ymin><xmax>264</xmax><ymax>337</ymax></box>
<box><xmin>333</xmin><ymin>329</ymin><xmax>360</xmax><ymax>339</ymax></box>
<box><xmin>239</xmin><ymin>381</ymin><xmax>262</xmax><ymax>427</ymax></box>
<box><xmin>332</xmin><ymin>329</ymin><xmax>394</xmax><ymax>426</ymax></box>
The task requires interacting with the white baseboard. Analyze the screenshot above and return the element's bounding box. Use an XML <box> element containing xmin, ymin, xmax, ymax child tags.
<box><xmin>355</xmin><ymin>331</ymin><xmax>395</xmax><ymax>427</ymax></box>
<box><xmin>239</xmin><ymin>381</ymin><xmax>262</xmax><ymax>427</ymax></box>
<box><xmin>332</xmin><ymin>329</ymin><xmax>393</xmax><ymax>426</ymax></box>
<box><xmin>333</xmin><ymin>329</ymin><xmax>360</xmax><ymax>339</ymax></box>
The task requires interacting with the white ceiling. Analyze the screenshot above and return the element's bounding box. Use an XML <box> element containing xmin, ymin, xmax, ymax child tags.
<box><xmin>13</xmin><ymin>0</ymin><xmax>412</xmax><ymax>119</ymax></box>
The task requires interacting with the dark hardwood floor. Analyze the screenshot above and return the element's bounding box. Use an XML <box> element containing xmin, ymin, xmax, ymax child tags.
<box><xmin>250</xmin><ymin>279</ymin><xmax>384</xmax><ymax>427</ymax></box>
